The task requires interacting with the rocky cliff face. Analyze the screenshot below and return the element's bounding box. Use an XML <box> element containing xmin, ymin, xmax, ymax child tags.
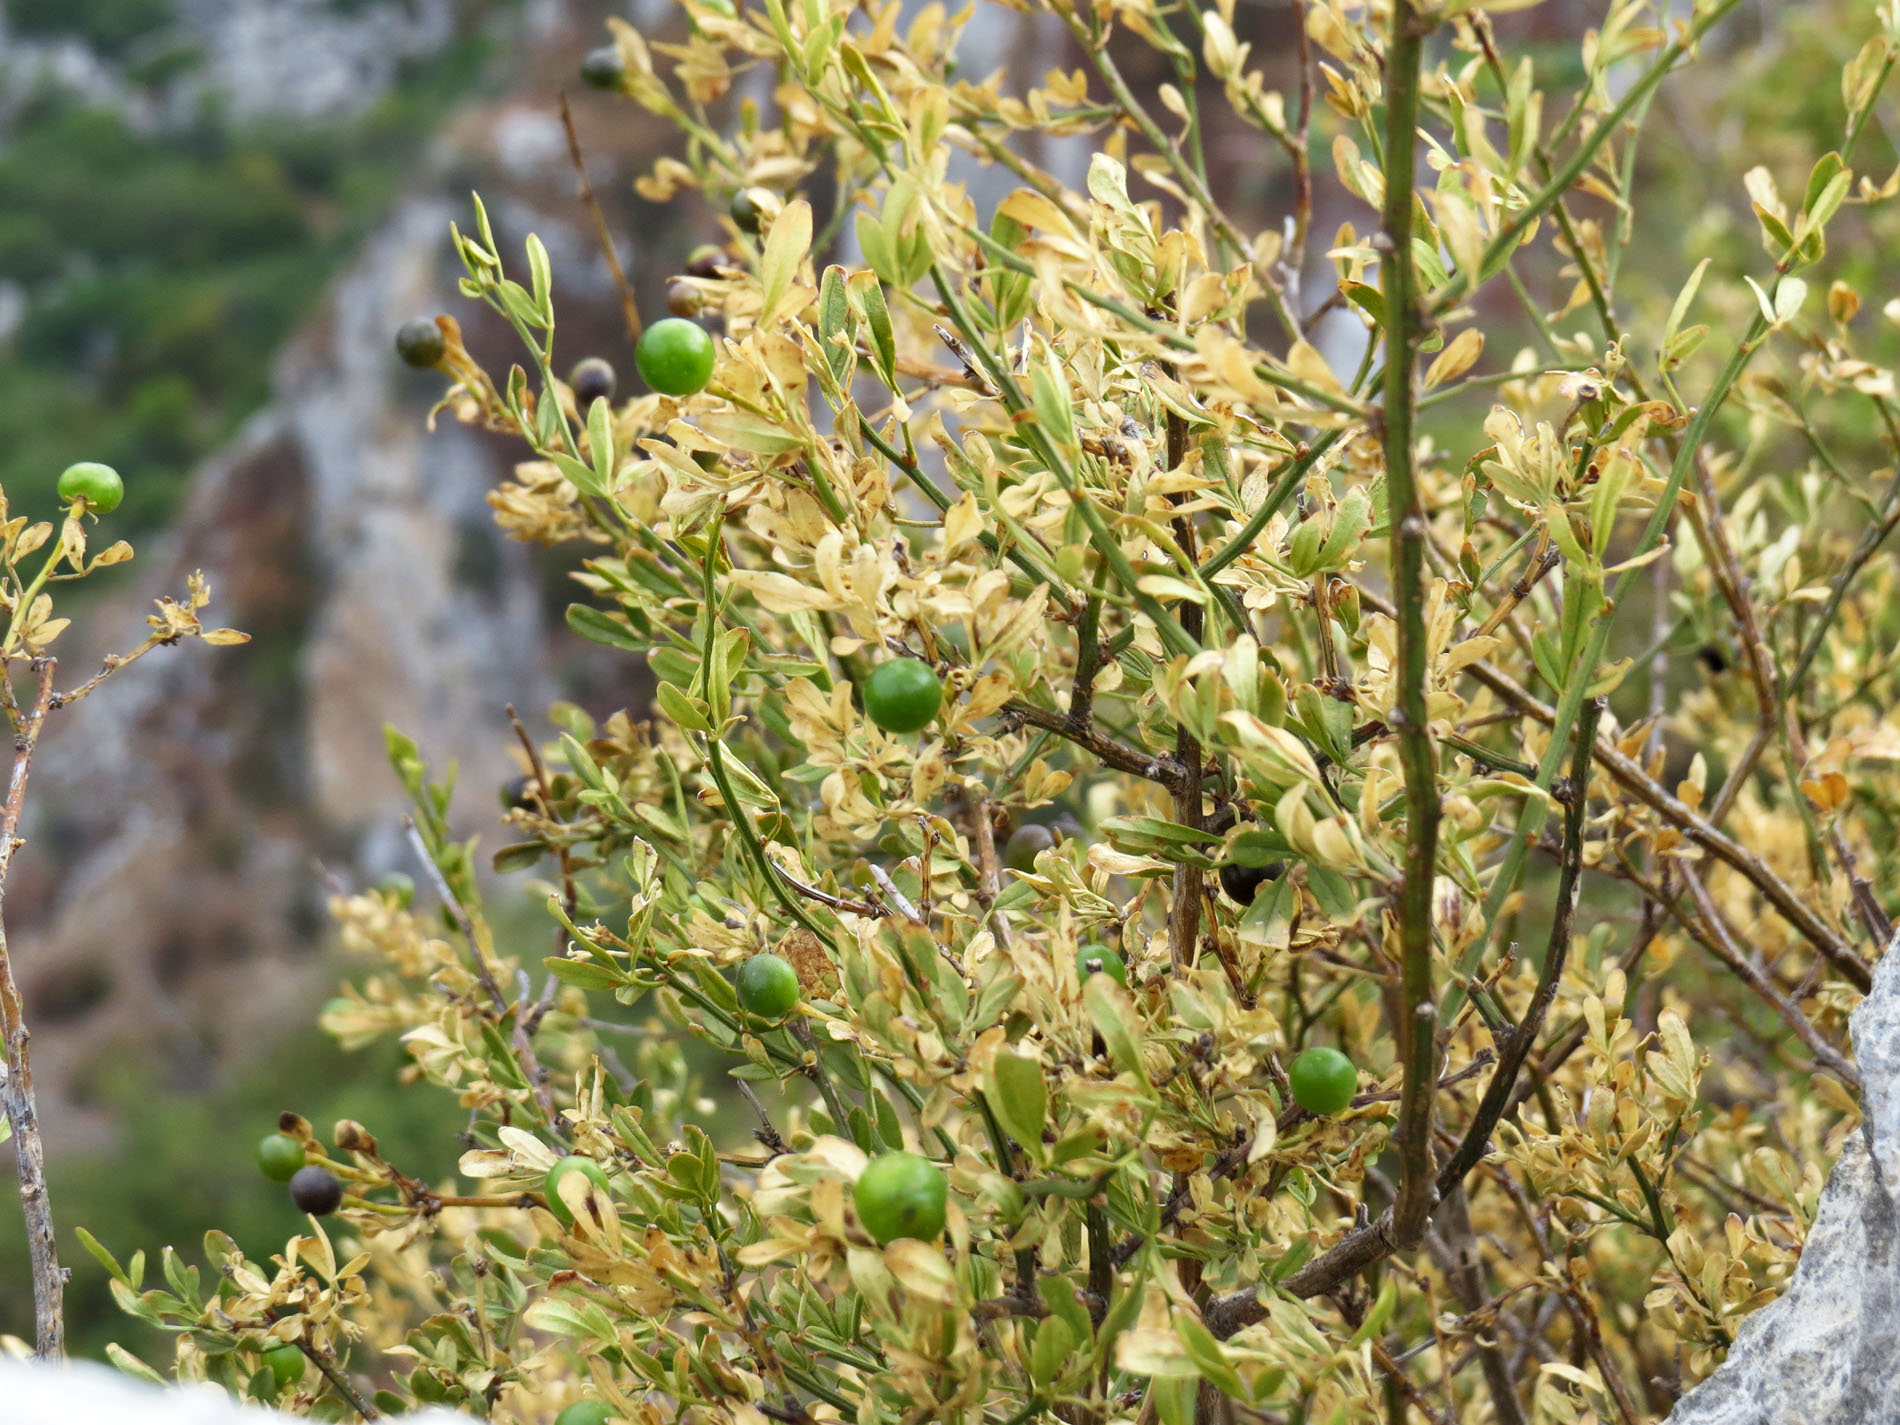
<box><xmin>4</xmin><ymin>2</ymin><xmax>663</xmax><ymax>1149</ymax></box>
<box><xmin>17</xmin><ymin>193</ymin><xmax>554</xmax><ymax>1147</ymax></box>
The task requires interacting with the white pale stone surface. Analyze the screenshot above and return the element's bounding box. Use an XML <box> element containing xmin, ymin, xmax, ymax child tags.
<box><xmin>1665</xmin><ymin>937</ymin><xmax>1900</xmax><ymax>1424</ymax></box>
<box><xmin>0</xmin><ymin>1358</ymin><xmax>470</xmax><ymax>1423</ymax></box>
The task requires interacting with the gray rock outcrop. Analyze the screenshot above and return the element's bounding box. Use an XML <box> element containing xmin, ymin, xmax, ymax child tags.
<box><xmin>1665</xmin><ymin>936</ymin><xmax>1900</xmax><ymax>1424</ymax></box>
<box><xmin>0</xmin><ymin>1357</ymin><xmax>468</xmax><ymax>1424</ymax></box>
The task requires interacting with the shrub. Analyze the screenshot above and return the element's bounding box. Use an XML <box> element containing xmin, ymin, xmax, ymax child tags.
<box><xmin>74</xmin><ymin>1</ymin><xmax>1900</xmax><ymax>1422</ymax></box>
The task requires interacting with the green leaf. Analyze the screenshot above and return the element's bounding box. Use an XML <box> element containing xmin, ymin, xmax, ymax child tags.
<box><xmin>987</xmin><ymin>1053</ymin><xmax>1048</xmax><ymax>1161</ymax></box>
<box><xmin>74</xmin><ymin>1227</ymin><xmax>129</xmax><ymax>1286</ymax></box>
<box><xmin>818</xmin><ymin>265</ymin><xmax>854</xmax><ymax>381</ymax></box>
<box><xmin>847</xmin><ymin>272</ymin><xmax>897</xmax><ymax>386</ymax></box>
<box><xmin>1031</xmin><ymin>347</ymin><xmax>1078</xmax><ymax>455</ymax></box>
<box><xmin>105</xmin><ymin>1343</ymin><xmax>167</xmax><ymax>1386</ymax></box>
<box><xmin>855</xmin><ymin>210</ymin><xmax>897</xmax><ymax>286</ymax></box>
<box><xmin>655</xmin><ymin>681</ymin><xmax>713</xmax><ymax>733</ymax></box>
<box><xmin>588</xmin><ymin>396</ymin><xmax>616</xmax><ymax>490</ymax></box>
<box><xmin>492</xmin><ymin>842</ymin><xmax>548</xmax><ymax>873</ymax></box>
<box><xmin>760</xmin><ymin>199</ymin><xmax>812</xmax><ymax>320</ymax></box>
<box><xmin>550</xmin><ymin>452</ymin><xmax>607</xmax><ymax>499</ymax></box>
<box><xmin>525</xmin><ymin>233</ymin><xmax>552</xmax><ymax>319</ymax></box>
<box><xmin>543</xmin><ymin>955</ymin><xmax>625</xmax><ymax>990</ymax></box>
<box><xmin>567</xmin><ymin>603</ymin><xmax>645</xmax><ymax>653</ymax></box>
<box><xmin>479</xmin><ymin>1021</ymin><xmax>531</xmax><ymax>1090</ymax></box>
<box><xmin>1175</xmin><ymin>1314</ymin><xmax>1248</xmax><ymax>1400</ymax></box>
<box><xmin>1029</xmin><ymin>1317</ymin><xmax>1075</xmax><ymax>1391</ymax></box>
<box><xmin>1083</xmin><ymin>975</ymin><xmax>1150</xmax><ymax>1087</ymax></box>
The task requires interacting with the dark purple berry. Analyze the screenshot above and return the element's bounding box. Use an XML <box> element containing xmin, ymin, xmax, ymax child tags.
<box><xmin>1218</xmin><ymin>861</ymin><xmax>1283</xmax><ymax>906</ymax></box>
<box><xmin>289</xmin><ymin>1166</ymin><xmax>343</xmax><ymax>1216</ymax></box>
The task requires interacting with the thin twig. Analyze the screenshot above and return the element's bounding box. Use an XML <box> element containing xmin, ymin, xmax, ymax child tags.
<box><xmin>1678</xmin><ymin>868</ymin><xmax>1861</xmax><ymax>1090</ymax></box>
<box><xmin>296</xmin><ymin>1339</ymin><xmax>380</xmax><ymax>1420</ymax></box>
<box><xmin>1436</xmin><ymin>698</ymin><xmax>1601</xmax><ymax>1189</ymax></box>
<box><xmin>557</xmin><ymin>92</ymin><xmax>642</xmax><ymax>341</ymax></box>
<box><xmin>1002</xmin><ymin>700</ymin><xmax>1188</xmax><ymax>790</ymax></box>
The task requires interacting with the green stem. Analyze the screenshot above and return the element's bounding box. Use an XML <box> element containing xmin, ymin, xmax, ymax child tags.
<box><xmin>1198</xmin><ymin>429</ymin><xmax>1350</xmax><ymax>581</ymax></box>
<box><xmin>1378</xmin><ymin>0</ymin><xmax>1437</xmax><ymax>1252</ymax></box>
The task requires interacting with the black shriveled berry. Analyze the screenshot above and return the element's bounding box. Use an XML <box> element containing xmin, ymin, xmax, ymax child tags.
<box><xmin>569</xmin><ymin>357</ymin><xmax>616</xmax><ymax>405</ymax></box>
<box><xmin>1218</xmin><ymin>860</ymin><xmax>1283</xmax><ymax>906</ymax></box>
<box><xmin>684</xmin><ymin>245</ymin><xmax>726</xmax><ymax>279</ymax></box>
<box><xmin>289</xmin><ymin>1166</ymin><xmax>343</xmax><ymax>1216</ymax></box>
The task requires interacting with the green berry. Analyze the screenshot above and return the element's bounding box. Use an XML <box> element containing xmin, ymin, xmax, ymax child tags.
<box><xmin>376</xmin><ymin>871</ymin><xmax>415</xmax><ymax>908</ymax></box>
<box><xmin>580</xmin><ymin>45</ymin><xmax>624</xmax><ymax>89</ymax></box>
<box><xmin>256</xmin><ymin>1133</ymin><xmax>306</xmax><ymax>1182</ymax></box>
<box><xmin>1003</xmin><ymin>824</ymin><xmax>1055</xmax><ymax>873</ymax></box>
<box><xmin>735</xmin><ymin>952</ymin><xmax>801</xmax><ymax>1021</ymax></box>
<box><xmin>544</xmin><ymin>1154</ymin><xmax>613</xmax><ymax>1228</ymax></box>
<box><xmin>634</xmin><ymin>318</ymin><xmax>717</xmax><ymax>397</ymax></box>
<box><xmin>57</xmin><ymin>461</ymin><xmax>123</xmax><ymax>514</ymax></box>
<box><xmin>729</xmin><ymin>188</ymin><xmax>767</xmax><ymax>236</ymax></box>
<box><xmin>289</xmin><ymin>1166</ymin><xmax>343</xmax><ymax>1216</ymax></box>
<box><xmin>1287</xmin><ymin>1047</ymin><xmax>1358</xmax><ymax>1117</ymax></box>
<box><xmin>699</xmin><ymin>0</ymin><xmax>737</xmax><ymax>16</ymax></box>
<box><xmin>1075</xmin><ymin>944</ymin><xmax>1127</xmax><ymax>986</ymax></box>
<box><xmin>263</xmin><ymin>1344</ymin><xmax>305</xmax><ymax>1390</ymax></box>
<box><xmin>853</xmin><ymin>1151</ymin><xmax>947</xmax><ymax>1245</ymax></box>
<box><xmin>861</xmin><ymin>658</ymin><xmax>943</xmax><ymax>734</ymax></box>
<box><xmin>570</xmin><ymin>357</ymin><xmax>617</xmax><ymax>405</ymax></box>
<box><xmin>394</xmin><ymin>317</ymin><xmax>445</xmax><ymax>369</ymax></box>
<box><xmin>555</xmin><ymin>1404</ymin><xmax>615</xmax><ymax>1425</ymax></box>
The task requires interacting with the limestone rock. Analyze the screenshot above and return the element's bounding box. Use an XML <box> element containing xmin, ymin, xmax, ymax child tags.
<box><xmin>1664</xmin><ymin>939</ymin><xmax>1900</xmax><ymax>1425</ymax></box>
<box><xmin>0</xmin><ymin>1357</ymin><xmax>467</xmax><ymax>1423</ymax></box>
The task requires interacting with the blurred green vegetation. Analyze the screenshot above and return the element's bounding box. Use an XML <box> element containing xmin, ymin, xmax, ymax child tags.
<box><xmin>0</xmin><ymin>4</ymin><xmax>500</xmax><ymax>532</ymax></box>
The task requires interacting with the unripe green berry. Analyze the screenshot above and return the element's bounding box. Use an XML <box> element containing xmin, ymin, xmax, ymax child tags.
<box><xmin>256</xmin><ymin>1133</ymin><xmax>306</xmax><ymax>1182</ymax></box>
<box><xmin>861</xmin><ymin>658</ymin><xmax>943</xmax><ymax>734</ymax></box>
<box><xmin>1075</xmin><ymin>944</ymin><xmax>1127</xmax><ymax>986</ymax></box>
<box><xmin>735</xmin><ymin>952</ymin><xmax>801</xmax><ymax>1021</ymax></box>
<box><xmin>376</xmin><ymin>871</ymin><xmax>415</xmax><ymax>908</ymax></box>
<box><xmin>57</xmin><ymin>461</ymin><xmax>124</xmax><ymax>514</ymax></box>
<box><xmin>1003</xmin><ymin>824</ymin><xmax>1055</xmax><ymax>872</ymax></box>
<box><xmin>555</xmin><ymin>1403</ymin><xmax>615</xmax><ymax>1425</ymax></box>
<box><xmin>1287</xmin><ymin>1047</ymin><xmax>1358</xmax><ymax>1117</ymax></box>
<box><xmin>853</xmin><ymin>1151</ymin><xmax>947</xmax><ymax>1245</ymax></box>
<box><xmin>544</xmin><ymin>1154</ymin><xmax>613</xmax><ymax>1228</ymax></box>
<box><xmin>633</xmin><ymin>318</ymin><xmax>716</xmax><ymax>397</ymax></box>
<box><xmin>263</xmin><ymin>1344</ymin><xmax>305</xmax><ymax>1390</ymax></box>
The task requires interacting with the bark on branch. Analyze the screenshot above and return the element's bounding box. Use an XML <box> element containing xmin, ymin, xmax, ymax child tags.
<box><xmin>0</xmin><ymin>660</ymin><xmax>66</xmax><ymax>1357</ymax></box>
